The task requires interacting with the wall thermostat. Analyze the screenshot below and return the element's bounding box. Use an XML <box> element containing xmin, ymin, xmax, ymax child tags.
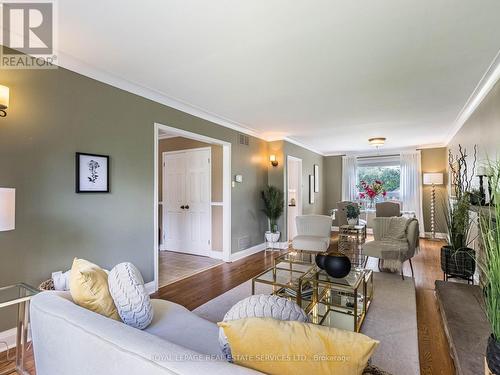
<box><xmin>235</xmin><ymin>175</ymin><xmax>243</xmax><ymax>183</ymax></box>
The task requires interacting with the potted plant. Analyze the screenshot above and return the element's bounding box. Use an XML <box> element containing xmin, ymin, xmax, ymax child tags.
<box><xmin>479</xmin><ymin>161</ymin><xmax>500</xmax><ymax>374</ymax></box>
<box><xmin>346</xmin><ymin>203</ymin><xmax>360</xmax><ymax>225</ymax></box>
<box><xmin>469</xmin><ymin>188</ymin><xmax>482</xmax><ymax>206</ymax></box>
<box><xmin>261</xmin><ymin>185</ymin><xmax>284</xmax><ymax>244</ymax></box>
<box><xmin>441</xmin><ymin>145</ymin><xmax>477</xmax><ymax>282</ymax></box>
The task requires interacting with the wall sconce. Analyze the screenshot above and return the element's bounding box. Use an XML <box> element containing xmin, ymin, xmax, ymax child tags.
<box><xmin>0</xmin><ymin>85</ymin><xmax>9</xmax><ymax>117</ymax></box>
<box><xmin>270</xmin><ymin>154</ymin><xmax>278</xmax><ymax>167</ymax></box>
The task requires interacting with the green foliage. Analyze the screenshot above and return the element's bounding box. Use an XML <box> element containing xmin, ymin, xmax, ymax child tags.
<box><xmin>357</xmin><ymin>166</ymin><xmax>400</xmax><ymax>192</ymax></box>
<box><xmin>346</xmin><ymin>203</ymin><xmax>360</xmax><ymax>219</ymax></box>
<box><xmin>445</xmin><ymin>145</ymin><xmax>477</xmax><ymax>251</ymax></box>
<box><xmin>445</xmin><ymin>197</ymin><xmax>473</xmax><ymax>251</ymax></box>
<box><xmin>261</xmin><ymin>185</ymin><xmax>284</xmax><ymax>232</ymax></box>
<box><xmin>479</xmin><ymin>160</ymin><xmax>500</xmax><ymax>341</ymax></box>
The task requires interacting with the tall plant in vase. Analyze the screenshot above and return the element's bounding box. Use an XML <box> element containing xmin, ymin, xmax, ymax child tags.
<box><xmin>479</xmin><ymin>160</ymin><xmax>500</xmax><ymax>374</ymax></box>
<box><xmin>359</xmin><ymin>180</ymin><xmax>387</xmax><ymax>208</ymax></box>
<box><xmin>441</xmin><ymin>145</ymin><xmax>477</xmax><ymax>282</ymax></box>
<box><xmin>261</xmin><ymin>185</ymin><xmax>284</xmax><ymax>244</ymax></box>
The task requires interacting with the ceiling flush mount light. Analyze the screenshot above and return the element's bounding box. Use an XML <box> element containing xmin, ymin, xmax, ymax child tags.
<box><xmin>0</xmin><ymin>85</ymin><xmax>9</xmax><ymax>117</ymax></box>
<box><xmin>270</xmin><ymin>154</ymin><xmax>278</xmax><ymax>167</ymax></box>
<box><xmin>368</xmin><ymin>137</ymin><xmax>386</xmax><ymax>148</ymax></box>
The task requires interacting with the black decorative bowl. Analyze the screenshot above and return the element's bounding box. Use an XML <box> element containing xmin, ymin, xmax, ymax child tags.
<box><xmin>324</xmin><ymin>253</ymin><xmax>351</xmax><ymax>279</ymax></box>
<box><xmin>315</xmin><ymin>252</ymin><xmax>328</xmax><ymax>270</ymax></box>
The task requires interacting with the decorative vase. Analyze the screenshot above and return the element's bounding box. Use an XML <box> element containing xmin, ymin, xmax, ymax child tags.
<box><xmin>487</xmin><ymin>334</ymin><xmax>500</xmax><ymax>374</ymax></box>
<box><xmin>315</xmin><ymin>252</ymin><xmax>328</xmax><ymax>269</ymax></box>
<box><xmin>366</xmin><ymin>198</ymin><xmax>375</xmax><ymax>209</ymax></box>
<box><xmin>324</xmin><ymin>252</ymin><xmax>351</xmax><ymax>278</ymax></box>
<box><xmin>347</xmin><ymin>218</ymin><xmax>358</xmax><ymax>226</ymax></box>
<box><xmin>265</xmin><ymin>231</ymin><xmax>280</xmax><ymax>243</ymax></box>
<box><xmin>440</xmin><ymin>246</ymin><xmax>476</xmax><ymax>280</ymax></box>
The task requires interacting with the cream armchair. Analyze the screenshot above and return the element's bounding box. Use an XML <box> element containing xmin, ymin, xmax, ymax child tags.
<box><xmin>362</xmin><ymin>217</ymin><xmax>419</xmax><ymax>280</ymax></box>
<box><xmin>292</xmin><ymin>215</ymin><xmax>332</xmax><ymax>253</ymax></box>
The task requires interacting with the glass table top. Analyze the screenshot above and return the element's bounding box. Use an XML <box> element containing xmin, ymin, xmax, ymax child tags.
<box><xmin>0</xmin><ymin>283</ymin><xmax>38</xmax><ymax>308</ymax></box>
<box><xmin>275</xmin><ymin>251</ymin><xmax>315</xmax><ymax>265</ymax></box>
<box><xmin>254</xmin><ymin>267</ymin><xmax>312</xmax><ymax>288</ymax></box>
<box><xmin>307</xmin><ymin>268</ymin><xmax>371</xmax><ymax>288</ymax></box>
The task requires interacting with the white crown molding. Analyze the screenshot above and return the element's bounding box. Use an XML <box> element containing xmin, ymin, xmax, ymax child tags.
<box><xmin>54</xmin><ymin>51</ymin><xmax>265</xmax><ymax>141</ymax></box>
<box><xmin>158</xmin><ymin>134</ymin><xmax>178</xmax><ymax>140</ymax></box>
<box><xmin>283</xmin><ymin>136</ymin><xmax>326</xmax><ymax>156</ymax></box>
<box><xmin>445</xmin><ymin>49</ymin><xmax>500</xmax><ymax>145</ymax></box>
<box><xmin>22</xmin><ymin>50</ymin><xmax>330</xmax><ymax>155</ymax></box>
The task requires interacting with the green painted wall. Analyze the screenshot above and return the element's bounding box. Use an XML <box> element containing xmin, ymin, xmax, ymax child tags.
<box><xmin>421</xmin><ymin>147</ymin><xmax>448</xmax><ymax>234</ymax></box>
<box><xmin>266</xmin><ymin>140</ymin><xmax>327</xmax><ymax>241</ymax></box>
<box><xmin>449</xmin><ymin>78</ymin><xmax>500</xmax><ymax>173</ymax></box>
<box><xmin>324</xmin><ymin>155</ymin><xmax>343</xmax><ymax>215</ymax></box>
<box><xmin>0</xmin><ymin>55</ymin><xmax>268</xmax><ymax>330</ymax></box>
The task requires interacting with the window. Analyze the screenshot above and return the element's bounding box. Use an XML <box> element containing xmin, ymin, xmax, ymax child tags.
<box><xmin>357</xmin><ymin>156</ymin><xmax>400</xmax><ymax>201</ymax></box>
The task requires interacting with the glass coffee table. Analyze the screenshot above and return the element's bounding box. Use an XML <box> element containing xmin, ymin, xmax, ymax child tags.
<box><xmin>303</xmin><ymin>267</ymin><xmax>373</xmax><ymax>332</ymax></box>
<box><xmin>0</xmin><ymin>283</ymin><xmax>39</xmax><ymax>375</ymax></box>
<box><xmin>252</xmin><ymin>251</ymin><xmax>316</xmax><ymax>306</ymax></box>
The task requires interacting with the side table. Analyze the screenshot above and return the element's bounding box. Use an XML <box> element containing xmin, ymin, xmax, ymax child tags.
<box><xmin>0</xmin><ymin>283</ymin><xmax>38</xmax><ymax>375</ymax></box>
<box><xmin>339</xmin><ymin>224</ymin><xmax>366</xmax><ymax>268</ymax></box>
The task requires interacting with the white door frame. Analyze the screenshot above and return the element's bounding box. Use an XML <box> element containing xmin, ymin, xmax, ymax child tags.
<box><xmin>286</xmin><ymin>155</ymin><xmax>303</xmax><ymax>241</ymax></box>
<box><xmin>161</xmin><ymin>147</ymin><xmax>212</xmax><ymax>255</ymax></box>
<box><xmin>153</xmin><ymin>123</ymin><xmax>232</xmax><ymax>292</ymax></box>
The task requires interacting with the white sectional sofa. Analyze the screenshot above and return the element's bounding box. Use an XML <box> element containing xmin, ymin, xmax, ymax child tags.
<box><xmin>30</xmin><ymin>291</ymin><xmax>262</xmax><ymax>375</ymax></box>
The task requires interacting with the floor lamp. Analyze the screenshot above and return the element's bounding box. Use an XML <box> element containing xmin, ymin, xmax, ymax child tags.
<box><xmin>0</xmin><ymin>188</ymin><xmax>16</xmax><ymax>232</ymax></box>
<box><xmin>423</xmin><ymin>173</ymin><xmax>443</xmax><ymax>240</ymax></box>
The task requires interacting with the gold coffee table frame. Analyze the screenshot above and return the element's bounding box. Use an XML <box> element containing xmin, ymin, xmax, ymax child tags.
<box><xmin>304</xmin><ymin>268</ymin><xmax>373</xmax><ymax>332</ymax></box>
<box><xmin>252</xmin><ymin>251</ymin><xmax>316</xmax><ymax>306</ymax></box>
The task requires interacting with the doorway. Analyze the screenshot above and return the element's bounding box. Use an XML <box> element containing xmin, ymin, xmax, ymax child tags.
<box><xmin>162</xmin><ymin>147</ymin><xmax>211</xmax><ymax>256</ymax></box>
<box><xmin>287</xmin><ymin>156</ymin><xmax>303</xmax><ymax>241</ymax></box>
<box><xmin>153</xmin><ymin>123</ymin><xmax>231</xmax><ymax>291</ymax></box>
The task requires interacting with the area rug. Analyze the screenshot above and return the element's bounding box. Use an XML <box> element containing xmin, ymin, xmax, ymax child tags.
<box><xmin>193</xmin><ymin>271</ymin><xmax>420</xmax><ymax>375</ymax></box>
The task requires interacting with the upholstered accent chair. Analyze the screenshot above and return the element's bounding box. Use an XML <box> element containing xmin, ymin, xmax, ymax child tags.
<box><xmin>362</xmin><ymin>217</ymin><xmax>419</xmax><ymax>280</ymax></box>
<box><xmin>292</xmin><ymin>215</ymin><xmax>332</xmax><ymax>253</ymax></box>
<box><xmin>375</xmin><ymin>201</ymin><xmax>401</xmax><ymax>217</ymax></box>
<box><xmin>336</xmin><ymin>201</ymin><xmax>367</xmax><ymax>227</ymax></box>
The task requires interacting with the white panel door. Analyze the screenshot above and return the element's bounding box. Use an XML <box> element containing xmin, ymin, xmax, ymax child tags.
<box><xmin>185</xmin><ymin>149</ymin><xmax>211</xmax><ymax>255</ymax></box>
<box><xmin>162</xmin><ymin>148</ymin><xmax>211</xmax><ymax>256</ymax></box>
<box><xmin>163</xmin><ymin>153</ymin><xmax>186</xmax><ymax>252</ymax></box>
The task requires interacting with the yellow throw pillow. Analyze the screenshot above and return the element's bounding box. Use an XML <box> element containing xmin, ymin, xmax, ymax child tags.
<box><xmin>69</xmin><ymin>258</ymin><xmax>121</xmax><ymax>321</ymax></box>
<box><xmin>218</xmin><ymin>318</ymin><xmax>378</xmax><ymax>375</ymax></box>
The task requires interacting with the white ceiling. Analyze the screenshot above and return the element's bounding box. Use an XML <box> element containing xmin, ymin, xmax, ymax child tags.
<box><xmin>56</xmin><ymin>0</ymin><xmax>500</xmax><ymax>154</ymax></box>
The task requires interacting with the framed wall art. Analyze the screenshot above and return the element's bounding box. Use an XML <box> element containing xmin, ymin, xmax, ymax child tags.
<box><xmin>76</xmin><ymin>152</ymin><xmax>110</xmax><ymax>193</ymax></box>
<box><xmin>314</xmin><ymin>164</ymin><xmax>319</xmax><ymax>192</ymax></box>
<box><xmin>309</xmin><ymin>174</ymin><xmax>315</xmax><ymax>204</ymax></box>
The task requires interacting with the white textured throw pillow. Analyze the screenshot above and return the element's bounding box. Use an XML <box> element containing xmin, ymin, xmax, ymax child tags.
<box><xmin>108</xmin><ymin>262</ymin><xmax>153</xmax><ymax>329</ymax></box>
<box><xmin>219</xmin><ymin>294</ymin><xmax>309</xmax><ymax>361</ymax></box>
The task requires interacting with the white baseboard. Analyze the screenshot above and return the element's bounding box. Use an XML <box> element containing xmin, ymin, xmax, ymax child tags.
<box><xmin>423</xmin><ymin>232</ymin><xmax>447</xmax><ymax>240</ymax></box>
<box><xmin>0</xmin><ymin>325</ymin><xmax>32</xmax><ymax>351</ymax></box>
<box><xmin>209</xmin><ymin>250</ymin><xmax>224</xmax><ymax>260</ymax></box>
<box><xmin>230</xmin><ymin>242</ymin><xmax>266</xmax><ymax>262</ymax></box>
<box><xmin>144</xmin><ymin>281</ymin><xmax>156</xmax><ymax>295</ymax></box>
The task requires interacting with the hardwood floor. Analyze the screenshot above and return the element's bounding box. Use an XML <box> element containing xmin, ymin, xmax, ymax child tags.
<box><xmin>1</xmin><ymin>238</ymin><xmax>455</xmax><ymax>375</ymax></box>
<box><xmin>155</xmin><ymin>237</ymin><xmax>456</xmax><ymax>375</ymax></box>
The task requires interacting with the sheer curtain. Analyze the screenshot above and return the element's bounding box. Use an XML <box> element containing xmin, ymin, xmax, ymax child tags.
<box><xmin>342</xmin><ymin>156</ymin><xmax>358</xmax><ymax>201</ymax></box>
<box><xmin>400</xmin><ymin>151</ymin><xmax>424</xmax><ymax>234</ymax></box>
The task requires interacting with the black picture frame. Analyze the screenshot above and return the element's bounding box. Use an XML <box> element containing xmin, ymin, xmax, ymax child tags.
<box><xmin>75</xmin><ymin>152</ymin><xmax>110</xmax><ymax>193</ymax></box>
